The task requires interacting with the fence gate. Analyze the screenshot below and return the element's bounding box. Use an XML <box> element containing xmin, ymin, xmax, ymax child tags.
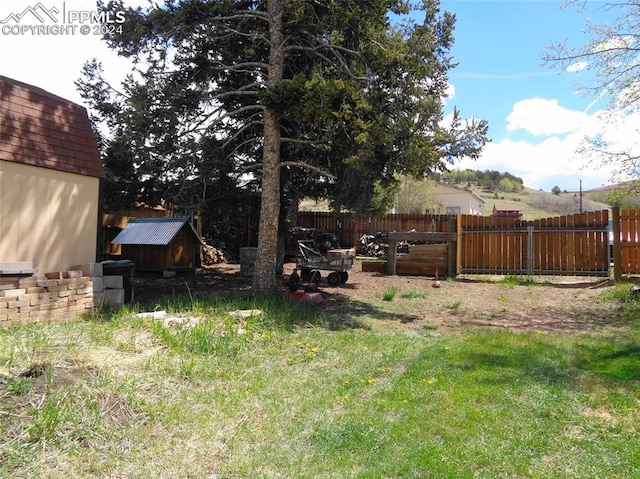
<box><xmin>459</xmin><ymin>211</ymin><xmax>610</xmax><ymax>276</ymax></box>
<box><xmin>613</xmin><ymin>207</ymin><xmax>640</xmax><ymax>276</ymax></box>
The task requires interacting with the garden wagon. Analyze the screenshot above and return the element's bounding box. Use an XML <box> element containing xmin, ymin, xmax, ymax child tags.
<box><xmin>287</xmin><ymin>240</ymin><xmax>355</xmax><ymax>290</ymax></box>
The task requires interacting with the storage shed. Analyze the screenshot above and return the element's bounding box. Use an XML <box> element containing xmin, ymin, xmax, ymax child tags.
<box><xmin>0</xmin><ymin>75</ymin><xmax>105</xmax><ymax>275</ymax></box>
<box><xmin>110</xmin><ymin>217</ymin><xmax>202</xmax><ymax>272</ymax></box>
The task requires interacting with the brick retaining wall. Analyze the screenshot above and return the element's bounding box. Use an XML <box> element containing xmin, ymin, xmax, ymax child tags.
<box><xmin>0</xmin><ymin>276</ymin><xmax>94</xmax><ymax>326</ymax></box>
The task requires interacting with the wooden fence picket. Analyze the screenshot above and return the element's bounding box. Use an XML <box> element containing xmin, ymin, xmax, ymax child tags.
<box><xmin>458</xmin><ymin>210</ymin><xmax>610</xmax><ymax>276</ymax></box>
<box><xmin>618</xmin><ymin>208</ymin><xmax>640</xmax><ymax>274</ymax></box>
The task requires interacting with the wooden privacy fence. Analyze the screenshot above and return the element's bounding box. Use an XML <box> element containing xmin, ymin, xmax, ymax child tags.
<box><xmin>613</xmin><ymin>207</ymin><xmax>640</xmax><ymax>277</ymax></box>
<box><xmin>296</xmin><ymin>212</ymin><xmax>454</xmax><ymax>246</ymax></box>
<box><xmin>459</xmin><ymin>211</ymin><xmax>610</xmax><ymax>276</ymax></box>
<box><xmin>299</xmin><ymin>209</ymin><xmax>640</xmax><ymax>278</ymax></box>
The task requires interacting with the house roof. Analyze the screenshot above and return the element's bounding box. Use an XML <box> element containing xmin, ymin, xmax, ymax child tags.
<box><xmin>111</xmin><ymin>217</ymin><xmax>202</xmax><ymax>246</ymax></box>
<box><xmin>492</xmin><ymin>205</ymin><xmax>522</xmax><ymax>217</ymax></box>
<box><xmin>0</xmin><ymin>75</ymin><xmax>105</xmax><ymax>178</ymax></box>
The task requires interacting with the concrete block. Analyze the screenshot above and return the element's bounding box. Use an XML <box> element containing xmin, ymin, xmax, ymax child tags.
<box><xmin>0</xmin><ymin>261</ymin><xmax>33</xmax><ymax>270</ymax></box>
<box><xmin>71</xmin><ymin>263</ymin><xmax>103</xmax><ymax>277</ymax></box>
<box><xmin>91</xmin><ymin>276</ymin><xmax>104</xmax><ymax>293</ymax></box>
<box><xmin>103</xmin><ymin>275</ymin><xmax>123</xmax><ymax>289</ymax></box>
<box><xmin>93</xmin><ymin>291</ymin><xmax>104</xmax><ymax>306</ymax></box>
<box><xmin>163</xmin><ymin>270</ymin><xmax>177</xmax><ymax>278</ymax></box>
<box><xmin>0</xmin><ymin>261</ymin><xmax>37</xmax><ymax>275</ymax></box>
<box><xmin>103</xmin><ymin>289</ymin><xmax>124</xmax><ymax>307</ymax></box>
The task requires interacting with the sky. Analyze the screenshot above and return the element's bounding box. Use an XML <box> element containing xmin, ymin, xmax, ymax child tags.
<box><xmin>0</xmin><ymin>0</ymin><xmax>636</xmax><ymax>192</ymax></box>
<box><xmin>441</xmin><ymin>0</ymin><xmax>635</xmax><ymax>192</ymax></box>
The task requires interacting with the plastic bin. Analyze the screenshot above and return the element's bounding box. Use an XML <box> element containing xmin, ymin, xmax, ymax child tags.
<box><xmin>239</xmin><ymin>247</ymin><xmax>258</xmax><ymax>277</ymax></box>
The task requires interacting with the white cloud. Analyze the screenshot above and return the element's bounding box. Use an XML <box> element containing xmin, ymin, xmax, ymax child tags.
<box><xmin>454</xmin><ymin>135</ymin><xmax>614</xmax><ymax>191</ymax></box>
<box><xmin>453</xmin><ymin>99</ymin><xmax>640</xmax><ymax>191</ymax></box>
<box><xmin>445</xmin><ymin>83</ymin><xmax>456</xmax><ymax>100</ymax></box>
<box><xmin>566</xmin><ymin>61</ymin><xmax>588</xmax><ymax>73</ymax></box>
<box><xmin>506</xmin><ymin>98</ymin><xmax>588</xmax><ymax>136</ymax></box>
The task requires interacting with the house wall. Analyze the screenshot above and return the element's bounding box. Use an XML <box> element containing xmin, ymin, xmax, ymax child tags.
<box><xmin>431</xmin><ymin>185</ymin><xmax>485</xmax><ymax>215</ymax></box>
<box><xmin>0</xmin><ymin>161</ymin><xmax>100</xmax><ymax>275</ymax></box>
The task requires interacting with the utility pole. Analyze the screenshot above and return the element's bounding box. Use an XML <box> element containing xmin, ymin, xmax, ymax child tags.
<box><xmin>579</xmin><ymin>179</ymin><xmax>583</xmax><ymax>213</ymax></box>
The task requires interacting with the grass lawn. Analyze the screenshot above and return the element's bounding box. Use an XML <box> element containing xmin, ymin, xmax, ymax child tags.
<box><xmin>2</xmin><ymin>284</ymin><xmax>640</xmax><ymax>478</ymax></box>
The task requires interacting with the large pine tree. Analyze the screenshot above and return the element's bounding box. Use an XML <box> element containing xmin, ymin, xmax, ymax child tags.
<box><xmin>79</xmin><ymin>0</ymin><xmax>488</xmax><ymax>292</ymax></box>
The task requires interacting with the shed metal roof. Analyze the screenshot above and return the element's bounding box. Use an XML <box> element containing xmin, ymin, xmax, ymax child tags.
<box><xmin>110</xmin><ymin>217</ymin><xmax>202</xmax><ymax>246</ymax></box>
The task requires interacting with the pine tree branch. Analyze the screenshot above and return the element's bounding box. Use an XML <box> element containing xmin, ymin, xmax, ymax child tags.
<box><xmin>279</xmin><ymin>161</ymin><xmax>336</xmax><ymax>179</ymax></box>
<box><xmin>280</xmin><ymin>137</ymin><xmax>326</xmax><ymax>145</ymax></box>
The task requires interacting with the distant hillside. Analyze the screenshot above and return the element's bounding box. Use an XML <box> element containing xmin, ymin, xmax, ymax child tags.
<box><xmin>299</xmin><ymin>169</ymin><xmax>628</xmax><ymax>219</ymax></box>
<box><xmin>476</xmin><ymin>187</ymin><xmax>610</xmax><ymax>220</ymax></box>
<box><xmin>299</xmin><ymin>187</ymin><xmax>613</xmax><ymax>220</ymax></box>
<box><xmin>580</xmin><ymin>181</ymin><xmax>640</xmax><ymax>208</ymax></box>
<box><xmin>439</xmin><ymin>169</ymin><xmax>524</xmax><ymax>193</ymax></box>
<box><xmin>437</xmin><ymin>169</ymin><xmax>613</xmax><ymax>219</ymax></box>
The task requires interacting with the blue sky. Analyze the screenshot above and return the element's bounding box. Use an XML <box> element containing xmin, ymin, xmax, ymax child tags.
<box><xmin>441</xmin><ymin>0</ymin><xmax>633</xmax><ymax>191</ymax></box>
<box><xmin>1</xmin><ymin>0</ymin><xmax>635</xmax><ymax>192</ymax></box>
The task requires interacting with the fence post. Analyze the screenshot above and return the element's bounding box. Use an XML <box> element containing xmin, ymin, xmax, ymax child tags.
<box><xmin>386</xmin><ymin>238</ymin><xmax>398</xmax><ymax>275</ymax></box>
<box><xmin>455</xmin><ymin>214</ymin><xmax>462</xmax><ymax>275</ymax></box>
<box><xmin>613</xmin><ymin>206</ymin><xmax>622</xmax><ymax>280</ymax></box>
<box><xmin>527</xmin><ymin>226</ymin><xmax>534</xmax><ymax>276</ymax></box>
<box><xmin>448</xmin><ymin>216</ymin><xmax>457</xmax><ymax>278</ymax></box>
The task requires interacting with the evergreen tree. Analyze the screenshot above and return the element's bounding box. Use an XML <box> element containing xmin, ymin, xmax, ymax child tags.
<box><xmin>78</xmin><ymin>0</ymin><xmax>488</xmax><ymax>292</ymax></box>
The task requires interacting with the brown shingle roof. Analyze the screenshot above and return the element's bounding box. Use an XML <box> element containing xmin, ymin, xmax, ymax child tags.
<box><xmin>0</xmin><ymin>75</ymin><xmax>104</xmax><ymax>178</ymax></box>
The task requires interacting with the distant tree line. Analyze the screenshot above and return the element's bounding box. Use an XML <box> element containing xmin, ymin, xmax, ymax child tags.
<box><xmin>438</xmin><ymin>169</ymin><xmax>524</xmax><ymax>193</ymax></box>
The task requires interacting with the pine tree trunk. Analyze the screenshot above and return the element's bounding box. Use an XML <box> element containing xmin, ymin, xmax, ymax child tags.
<box><xmin>252</xmin><ymin>0</ymin><xmax>284</xmax><ymax>293</ymax></box>
<box><xmin>252</xmin><ymin>109</ymin><xmax>281</xmax><ymax>292</ymax></box>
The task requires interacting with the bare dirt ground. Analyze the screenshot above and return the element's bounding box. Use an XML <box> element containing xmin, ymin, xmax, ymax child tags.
<box><xmin>132</xmin><ymin>262</ymin><xmax>621</xmax><ymax>335</ymax></box>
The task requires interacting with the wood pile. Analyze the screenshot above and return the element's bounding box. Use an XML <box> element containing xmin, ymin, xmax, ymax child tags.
<box><xmin>357</xmin><ymin>233</ymin><xmax>388</xmax><ymax>257</ymax></box>
<box><xmin>357</xmin><ymin>233</ymin><xmax>412</xmax><ymax>257</ymax></box>
<box><xmin>201</xmin><ymin>243</ymin><xmax>227</xmax><ymax>265</ymax></box>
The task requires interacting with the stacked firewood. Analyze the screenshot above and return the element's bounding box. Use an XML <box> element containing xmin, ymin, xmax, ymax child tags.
<box><xmin>357</xmin><ymin>233</ymin><xmax>388</xmax><ymax>257</ymax></box>
<box><xmin>356</xmin><ymin>233</ymin><xmax>413</xmax><ymax>257</ymax></box>
<box><xmin>201</xmin><ymin>242</ymin><xmax>228</xmax><ymax>265</ymax></box>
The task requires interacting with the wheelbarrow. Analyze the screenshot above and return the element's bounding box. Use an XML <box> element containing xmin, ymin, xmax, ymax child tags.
<box><xmin>287</xmin><ymin>240</ymin><xmax>354</xmax><ymax>290</ymax></box>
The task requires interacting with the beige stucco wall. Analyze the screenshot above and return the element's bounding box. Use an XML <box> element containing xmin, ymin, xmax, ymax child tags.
<box><xmin>432</xmin><ymin>184</ymin><xmax>485</xmax><ymax>215</ymax></box>
<box><xmin>0</xmin><ymin>161</ymin><xmax>99</xmax><ymax>275</ymax></box>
